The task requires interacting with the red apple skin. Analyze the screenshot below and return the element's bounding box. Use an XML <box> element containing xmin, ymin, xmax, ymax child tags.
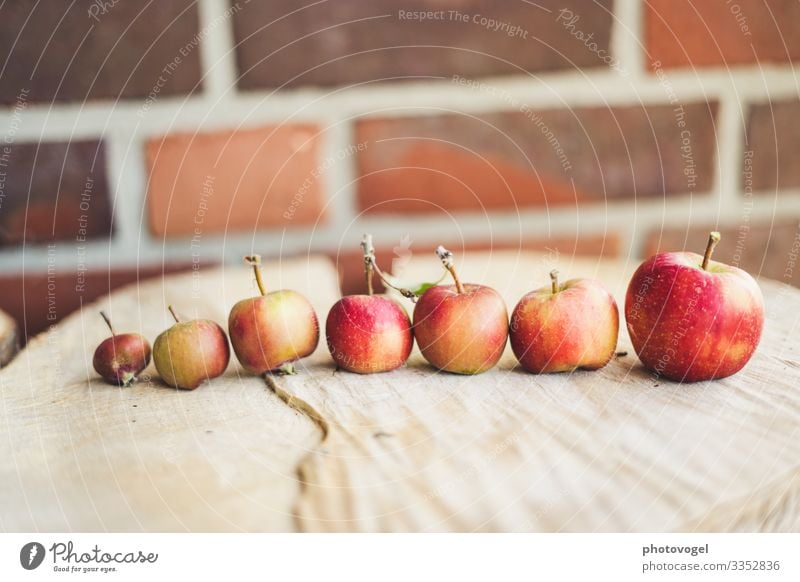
<box><xmin>413</xmin><ymin>284</ymin><xmax>508</xmax><ymax>374</ymax></box>
<box><xmin>153</xmin><ymin>320</ymin><xmax>230</xmax><ymax>390</ymax></box>
<box><xmin>625</xmin><ymin>252</ymin><xmax>764</xmax><ymax>382</ymax></box>
<box><xmin>93</xmin><ymin>333</ymin><xmax>151</xmax><ymax>386</ymax></box>
<box><xmin>228</xmin><ymin>290</ymin><xmax>319</xmax><ymax>374</ymax></box>
<box><xmin>326</xmin><ymin>295</ymin><xmax>413</xmax><ymax>374</ymax></box>
<box><xmin>510</xmin><ymin>279</ymin><xmax>619</xmax><ymax>373</ymax></box>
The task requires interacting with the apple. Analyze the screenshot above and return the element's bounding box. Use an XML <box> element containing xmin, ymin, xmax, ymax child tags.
<box><xmin>153</xmin><ymin>306</ymin><xmax>230</xmax><ymax>389</ymax></box>
<box><xmin>325</xmin><ymin>235</ymin><xmax>413</xmax><ymax>373</ymax></box>
<box><xmin>510</xmin><ymin>270</ymin><xmax>619</xmax><ymax>373</ymax></box>
<box><xmin>93</xmin><ymin>311</ymin><xmax>151</xmax><ymax>386</ymax></box>
<box><xmin>413</xmin><ymin>246</ymin><xmax>508</xmax><ymax>374</ymax></box>
<box><xmin>228</xmin><ymin>255</ymin><xmax>319</xmax><ymax>375</ymax></box>
<box><xmin>625</xmin><ymin>231</ymin><xmax>764</xmax><ymax>382</ymax></box>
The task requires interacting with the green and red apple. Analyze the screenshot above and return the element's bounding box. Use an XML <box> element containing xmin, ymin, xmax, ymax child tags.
<box><xmin>413</xmin><ymin>246</ymin><xmax>508</xmax><ymax>374</ymax></box>
<box><xmin>510</xmin><ymin>271</ymin><xmax>619</xmax><ymax>373</ymax></box>
<box><xmin>153</xmin><ymin>306</ymin><xmax>230</xmax><ymax>390</ymax></box>
<box><xmin>228</xmin><ymin>255</ymin><xmax>319</xmax><ymax>375</ymax></box>
<box><xmin>625</xmin><ymin>232</ymin><xmax>764</xmax><ymax>382</ymax></box>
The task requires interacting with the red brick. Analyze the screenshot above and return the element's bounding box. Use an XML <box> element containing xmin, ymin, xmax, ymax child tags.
<box><xmin>746</xmin><ymin>100</ymin><xmax>800</xmax><ymax>190</ymax></box>
<box><xmin>643</xmin><ymin>220</ymin><xmax>800</xmax><ymax>286</ymax></box>
<box><xmin>0</xmin><ymin>141</ymin><xmax>113</xmax><ymax>246</ymax></box>
<box><xmin>233</xmin><ymin>0</ymin><xmax>615</xmax><ymax>90</ymax></box>
<box><xmin>146</xmin><ymin>125</ymin><xmax>325</xmax><ymax>237</ymax></box>
<box><xmin>0</xmin><ymin>264</ymin><xmax>195</xmax><ymax>341</ymax></box>
<box><xmin>333</xmin><ymin>234</ymin><xmax>621</xmax><ymax>296</ymax></box>
<box><xmin>645</xmin><ymin>0</ymin><xmax>800</xmax><ymax>69</ymax></box>
<box><xmin>355</xmin><ymin>103</ymin><xmax>718</xmax><ymax>215</ymax></box>
<box><xmin>0</xmin><ymin>2</ymin><xmax>202</xmax><ymax>103</ymax></box>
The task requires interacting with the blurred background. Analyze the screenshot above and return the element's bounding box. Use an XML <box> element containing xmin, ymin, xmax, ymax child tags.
<box><xmin>0</xmin><ymin>0</ymin><xmax>798</xmax><ymax>341</ymax></box>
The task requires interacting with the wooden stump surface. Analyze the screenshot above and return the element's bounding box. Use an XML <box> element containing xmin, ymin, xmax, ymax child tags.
<box><xmin>1</xmin><ymin>252</ymin><xmax>798</xmax><ymax>532</ymax></box>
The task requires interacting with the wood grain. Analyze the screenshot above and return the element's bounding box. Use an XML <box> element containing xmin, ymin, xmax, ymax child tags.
<box><xmin>1</xmin><ymin>251</ymin><xmax>798</xmax><ymax>532</ymax></box>
<box><xmin>0</xmin><ymin>258</ymin><xmax>337</xmax><ymax>532</ymax></box>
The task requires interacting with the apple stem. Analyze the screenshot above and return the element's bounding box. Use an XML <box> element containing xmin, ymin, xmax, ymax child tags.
<box><xmin>359</xmin><ymin>234</ymin><xmax>419</xmax><ymax>301</ymax></box>
<box><xmin>701</xmin><ymin>231</ymin><xmax>721</xmax><ymax>270</ymax></box>
<box><xmin>244</xmin><ymin>255</ymin><xmax>266</xmax><ymax>296</ymax></box>
<box><xmin>436</xmin><ymin>245</ymin><xmax>465</xmax><ymax>294</ymax></box>
<box><xmin>168</xmin><ymin>305</ymin><xmax>181</xmax><ymax>323</ymax></box>
<box><xmin>99</xmin><ymin>311</ymin><xmax>115</xmax><ymax>336</ymax></box>
<box><xmin>550</xmin><ymin>270</ymin><xmax>559</xmax><ymax>294</ymax></box>
<box><xmin>361</xmin><ymin>234</ymin><xmax>375</xmax><ymax>296</ymax></box>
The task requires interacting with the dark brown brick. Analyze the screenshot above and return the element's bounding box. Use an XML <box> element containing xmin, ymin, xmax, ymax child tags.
<box><xmin>0</xmin><ymin>2</ymin><xmax>202</xmax><ymax>103</ymax></box>
<box><xmin>0</xmin><ymin>264</ymin><xmax>195</xmax><ymax>342</ymax></box>
<box><xmin>0</xmin><ymin>140</ymin><xmax>113</xmax><ymax>246</ymax></box>
<box><xmin>355</xmin><ymin>103</ymin><xmax>718</xmax><ymax>215</ymax></box>
<box><xmin>233</xmin><ymin>0</ymin><xmax>615</xmax><ymax>90</ymax></box>
<box><xmin>333</xmin><ymin>234</ymin><xmax>621</xmax><ymax>296</ymax></box>
<box><xmin>643</xmin><ymin>220</ymin><xmax>800</xmax><ymax>287</ymax></box>
<box><xmin>646</xmin><ymin>0</ymin><xmax>800</xmax><ymax>69</ymax></box>
<box><xmin>746</xmin><ymin>100</ymin><xmax>800</xmax><ymax>191</ymax></box>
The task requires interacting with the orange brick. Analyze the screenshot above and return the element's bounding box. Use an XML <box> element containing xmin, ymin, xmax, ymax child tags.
<box><xmin>146</xmin><ymin>124</ymin><xmax>325</xmax><ymax>237</ymax></box>
<box><xmin>646</xmin><ymin>0</ymin><xmax>800</xmax><ymax>69</ymax></box>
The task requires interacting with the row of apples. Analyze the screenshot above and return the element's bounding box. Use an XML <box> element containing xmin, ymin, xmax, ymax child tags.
<box><xmin>93</xmin><ymin>232</ymin><xmax>764</xmax><ymax>389</ymax></box>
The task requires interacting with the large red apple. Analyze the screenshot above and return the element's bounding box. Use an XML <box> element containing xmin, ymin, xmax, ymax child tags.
<box><xmin>413</xmin><ymin>246</ymin><xmax>508</xmax><ymax>374</ymax></box>
<box><xmin>229</xmin><ymin>255</ymin><xmax>319</xmax><ymax>375</ymax></box>
<box><xmin>510</xmin><ymin>271</ymin><xmax>618</xmax><ymax>373</ymax></box>
<box><xmin>625</xmin><ymin>232</ymin><xmax>764</xmax><ymax>382</ymax></box>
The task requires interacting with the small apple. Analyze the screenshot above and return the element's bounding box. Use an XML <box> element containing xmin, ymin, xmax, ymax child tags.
<box><xmin>153</xmin><ymin>306</ymin><xmax>230</xmax><ymax>390</ymax></box>
<box><xmin>228</xmin><ymin>255</ymin><xmax>319</xmax><ymax>375</ymax></box>
<box><xmin>325</xmin><ymin>235</ymin><xmax>413</xmax><ymax>373</ymax></box>
<box><xmin>93</xmin><ymin>311</ymin><xmax>151</xmax><ymax>386</ymax></box>
<box><xmin>625</xmin><ymin>231</ymin><xmax>764</xmax><ymax>382</ymax></box>
<box><xmin>413</xmin><ymin>246</ymin><xmax>508</xmax><ymax>374</ymax></box>
<box><xmin>510</xmin><ymin>270</ymin><xmax>619</xmax><ymax>373</ymax></box>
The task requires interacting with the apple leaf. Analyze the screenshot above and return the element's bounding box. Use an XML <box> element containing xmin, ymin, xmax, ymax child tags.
<box><xmin>381</xmin><ymin>270</ymin><xmax>447</xmax><ymax>298</ymax></box>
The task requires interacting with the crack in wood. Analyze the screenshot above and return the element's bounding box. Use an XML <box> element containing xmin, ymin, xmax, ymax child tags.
<box><xmin>263</xmin><ymin>373</ymin><xmax>329</xmax><ymax>532</ymax></box>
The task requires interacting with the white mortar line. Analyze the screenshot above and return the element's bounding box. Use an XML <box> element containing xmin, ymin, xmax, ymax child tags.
<box><xmin>3</xmin><ymin>67</ymin><xmax>799</xmax><ymax>138</ymax></box>
<box><xmin>196</xmin><ymin>0</ymin><xmax>241</xmax><ymax>101</ymax></box>
<box><xmin>610</xmin><ymin>0</ymin><xmax>646</xmax><ymax>80</ymax></box>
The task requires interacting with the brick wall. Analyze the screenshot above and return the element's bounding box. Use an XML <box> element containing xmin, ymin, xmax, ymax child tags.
<box><xmin>1</xmin><ymin>0</ymin><xmax>799</xmax><ymax>338</ymax></box>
